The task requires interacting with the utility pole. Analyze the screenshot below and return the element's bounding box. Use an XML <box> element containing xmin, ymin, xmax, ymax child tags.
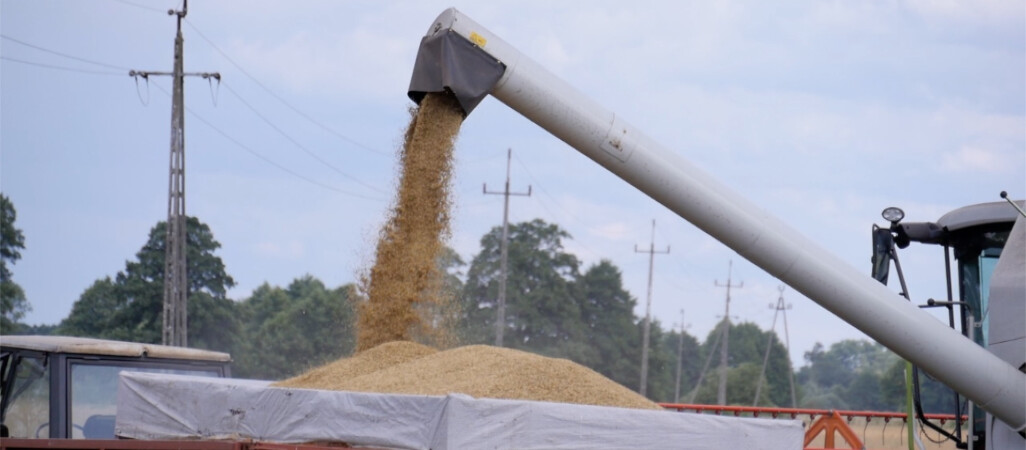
<box><xmin>483</xmin><ymin>148</ymin><xmax>531</xmax><ymax>347</ymax></box>
<box><xmin>130</xmin><ymin>0</ymin><xmax>220</xmax><ymax>347</ymax></box>
<box><xmin>674</xmin><ymin>309</ymin><xmax>690</xmax><ymax>403</ymax></box>
<box><xmin>635</xmin><ymin>220</ymin><xmax>669</xmax><ymax>397</ymax></box>
<box><xmin>688</xmin><ymin>315</ymin><xmax>723</xmax><ymax>403</ymax></box>
<box><xmin>753</xmin><ymin>285</ymin><xmax>796</xmax><ymax>407</ymax></box>
<box><xmin>714</xmin><ymin>260</ymin><xmax>743</xmax><ymax>405</ymax></box>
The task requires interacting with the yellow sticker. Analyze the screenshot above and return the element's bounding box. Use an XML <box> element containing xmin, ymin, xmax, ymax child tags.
<box><xmin>469</xmin><ymin>31</ymin><xmax>487</xmax><ymax>47</ymax></box>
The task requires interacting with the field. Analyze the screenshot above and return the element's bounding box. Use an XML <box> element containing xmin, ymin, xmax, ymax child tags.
<box><xmin>800</xmin><ymin>416</ymin><xmax>961</xmax><ymax>450</ymax></box>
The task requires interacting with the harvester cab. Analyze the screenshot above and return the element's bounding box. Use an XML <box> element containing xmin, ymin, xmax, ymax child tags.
<box><xmin>871</xmin><ymin>198</ymin><xmax>1026</xmax><ymax>449</ymax></box>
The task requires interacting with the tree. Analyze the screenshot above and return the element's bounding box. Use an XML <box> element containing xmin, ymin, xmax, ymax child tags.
<box><xmin>233</xmin><ymin>276</ymin><xmax>357</xmax><ymax>380</ymax></box>
<box><xmin>687</xmin><ymin>321</ymin><xmax>790</xmax><ymax>405</ymax></box>
<box><xmin>1</xmin><ymin>194</ymin><xmax>30</xmax><ymax>333</ymax></box>
<box><xmin>573</xmin><ymin>260</ymin><xmax>641</xmax><ymax>388</ymax></box>
<box><xmin>58</xmin><ymin>278</ymin><xmax>121</xmax><ymax>338</ymax></box>
<box><xmin>797</xmin><ymin>339</ymin><xmax>898</xmax><ymax>410</ymax></box>
<box><xmin>880</xmin><ymin>359</ymin><xmax>958</xmax><ymax>414</ymax></box>
<box><xmin>639</xmin><ymin>319</ymin><xmax>694</xmax><ymax>403</ymax></box>
<box><xmin>459</xmin><ymin>220</ymin><xmax>710</xmax><ymax>401</ymax></box>
<box><xmin>58</xmin><ymin>217</ymin><xmax>238</xmax><ymax>351</ymax></box>
<box><xmin>460</xmin><ymin>219</ymin><xmax>583</xmax><ymax>354</ymax></box>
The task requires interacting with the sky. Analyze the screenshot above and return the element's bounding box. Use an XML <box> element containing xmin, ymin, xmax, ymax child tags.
<box><xmin>1</xmin><ymin>0</ymin><xmax>1023</xmax><ymax>368</ymax></box>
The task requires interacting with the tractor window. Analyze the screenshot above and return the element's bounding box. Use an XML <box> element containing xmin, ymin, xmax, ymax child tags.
<box><xmin>69</xmin><ymin>362</ymin><xmax>219</xmax><ymax>438</ymax></box>
<box><xmin>953</xmin><ymin>227</ymin><xmax>1008</xmax><ymax>348</ymax></box>
<box><xmin>977</xmin><ymin>250</ymin><xmax>1000</xmax><ymax>346</ymax></box>
<box><xmin>1</xmin><ymin>355</ymin><xmax>50</xmax><ymax>438</ymax></box>
<box><xmin>959</xmin><ymin>246</ymin><xmax>1002</xmax><ymax>348</ymax></box>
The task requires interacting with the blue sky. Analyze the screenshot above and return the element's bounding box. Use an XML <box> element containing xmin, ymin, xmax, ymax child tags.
<box><xmin>2</xmin><ymin>0</ymin><xmax>1023</xmax><ymax>367</ymax></box>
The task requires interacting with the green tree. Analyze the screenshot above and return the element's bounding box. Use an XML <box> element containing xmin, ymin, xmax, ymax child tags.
<box><xmin>573</xmin><ymin>260</ymin><xmax>641</xmax><ymax>389</ymax></box>
<box><xmin>17</xmin><ymin>323</ymin><xmax>57</xmax><ymax>335</ymax></box>
<box><xmin>691</xmin><ymin>362</ymin><xmax>773</xmax><ymax>405</ymax></box>
<box><xmin>461</xmin><ymin>219</ymin><xmax>583</xmax><ymax>354</ymax></box>
<box><xmin>58</xmin><ymin>278</ymin><xmax>121</xmax><ymax>338</ymax></box>
<box><xmin>639</xmin><ymin>319</ymin><xmax>693</xmax><ymax>403</ymax></box>
<box><xmin>459</xmin><ymin>220</ymin><xmax>709</xmax><ymax>402</ymax></box>
<box><xmin>233</xmin><ymin>276</ymin><xmax>357</xmax><ymax>380</ymax></box>
<box><xmin>1</xmin><ymin>194</ymin><xmax>30</xmax><ymax>333</ymax></box>
<box><xmin>660</xmin><ymin>326</ymin><xmax>702</xmax><ymax>404</ymax></box>
<box><xmin>797</xmin><ymin>339</ymin><xmax>898</xmax><ymax>410</ymax></box>
<box><xmin>57</xmin><ymin>217</ymin><xmax>238</xmax><ymax>351</ymax></box>
<box><xmin>880</xmin><ymin>359</ymin><xmax>958</xmax><ymax>413</ymax></box>
<box><xmin>687</xmin><ymin>321</ymin><xmax>791</xmax><ymax>406</ymax></box>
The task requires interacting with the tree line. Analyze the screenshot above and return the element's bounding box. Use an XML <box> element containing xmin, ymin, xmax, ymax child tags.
<box><xmin>0</xmin><ymin>194</ymin><xmax>954</xmax><ymax>411</ymax></box>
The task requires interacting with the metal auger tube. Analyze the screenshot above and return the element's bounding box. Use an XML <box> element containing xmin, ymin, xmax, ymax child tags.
<box><xmin>408</xmin><ymin>7</ymin><xmax>1026</xmax><ymax>431</ymax></box>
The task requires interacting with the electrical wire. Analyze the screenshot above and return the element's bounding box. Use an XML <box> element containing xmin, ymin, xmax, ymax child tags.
<box><xmin>1</xmin><ymin>34</ymin><xmax>131</xmax><ymax>71</ymax></box>
<box><xmin>0</xmin><ymin>56</ymin><xmax>125</xmax><ymax>76</ymax></box>
<box><xmin>182</xmin><ymin>19</ymin><xmax>389</xmax><ymax>157</ymax></box>
<box><xmin>148</xmin><ymin>81</ymin><xmax>384</xmax><ymax>202</ymax></box>
<box><xmin>1</xmin><ymin>32</ymin><xmax>386</xmax><ymax>200</ymax></box>
<box><xmin>108</xmin><ymin>0</ymin><xmax>167</xmax><ymax>13</ymax></box>
<box><xmin>508</xmin><ymin>151</ymin><xmax>611</xmax><ymax>262</ymax></box>
<box><xmin>220</xmin><ymin>81</ymin><xmax>386</xmax><ymax>195</ymax></box>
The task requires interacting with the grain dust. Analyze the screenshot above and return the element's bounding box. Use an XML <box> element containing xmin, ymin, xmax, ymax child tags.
<box><xmin>355</xmin><ymin>92</ymin><xmax>464</xmax><ymax>351</ymax></box>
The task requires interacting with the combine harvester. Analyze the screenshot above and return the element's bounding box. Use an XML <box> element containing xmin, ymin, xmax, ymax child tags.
<box><xmin>405</xmin><ymin>7</ymin><xmax>1024</xmax><ymax>449</ymax></box>
<box><xmin>4</xmin><ymin>7</ymin><xmax>1022</xmax><ymax>450</ymax></box>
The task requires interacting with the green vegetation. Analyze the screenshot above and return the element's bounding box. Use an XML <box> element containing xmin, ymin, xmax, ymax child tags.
<box><xmin>1</xmin><ymin>194</ymin><xmax>30</xmax><ymax>333</ymax></box>
<box><xmin>12</xmin><ymin>216</ymin><xmax>958</xmax><ymax>411</ymax></box>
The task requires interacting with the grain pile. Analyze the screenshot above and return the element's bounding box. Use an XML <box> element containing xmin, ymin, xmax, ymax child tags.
<box><xmin>274</xmin><ymin>341</ymin><xmax>661</xmax><ymax>410</ymax></box>
<box><xmin>276</xmin><ymin>341</ymin><xmax>438</xmax><ymax>390</ymax></box>
<box><xmin>355</xmin><ymin>92</ymin><xmax>464</xmax><ymax>351</ymax></box>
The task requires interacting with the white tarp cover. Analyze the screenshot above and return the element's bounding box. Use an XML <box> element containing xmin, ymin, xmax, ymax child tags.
<box><xmin>116</xmin><ymin>372</ymin><xmax>803</xmax><ymax>450</ymax></box>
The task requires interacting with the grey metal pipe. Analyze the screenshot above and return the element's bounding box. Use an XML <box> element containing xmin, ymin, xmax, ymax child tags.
<box><xmin>409</xmin><ymin>8</ymin><xmax>1026</xmax><ymax>431</ymax></box>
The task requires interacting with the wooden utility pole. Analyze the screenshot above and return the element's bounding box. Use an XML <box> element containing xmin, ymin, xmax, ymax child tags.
<box><xmin>483</xmin><ymin>148</ymin><xmax>530</xmax><ymax>347</ymax></box>
<box><xmin>714</xmin><ymin>260</ymin><xmax>742</xmax><ymax>405</ymax></box>
<box><xmin>635</xmin><ymin>220</ymin><xmax>669</xmax><ymax>397</ymax></box>
<box><xmin>130</xmin><ymin>0</ymin><xmax>220</xmax><ymax>347</ymax></box>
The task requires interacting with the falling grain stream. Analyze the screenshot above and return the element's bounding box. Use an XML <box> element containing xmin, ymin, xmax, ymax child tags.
<box><xmin>275</xmin><ymin>91</ymin><xmax>659</xmax><ymax>410</ymax></box>
<box><xmin>355</xmin><ymin>92</ymin><xmax>463</xmax><ymax>352</ymax></box>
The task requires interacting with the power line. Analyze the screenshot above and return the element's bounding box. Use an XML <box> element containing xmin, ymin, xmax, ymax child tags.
<box><xmin>689</xmin><ymin>313</ymin><xmax>724</xmax><ymax>403</ymax></box>
<box><xmin>1</xmin><ymin>34</ymin><xmax>131</xmax><ymax>70</ymax></box>
<box><xmin>0</xmin><ymin>56</ymin><xmax>124</xmax><ymax>76</ymax></box>
<box><xmin>635</xmin><ymin>219</ymin><xmax>670</xmax><ymax>397</ymax></box>
<box><xmin>674</xmin><ymin>309</ymin><xmax>691</xmax><ymax>403</ymax></box>
<box><xmin>1</xmin><ymin>30</ymin><xmax>385</xmax><ymax>203</ymax></box>
<box><xmin>108</xmin><ymin>0</ymin><xmax>167</xmax><ymax>13</ymax></box>
<box><xmin>182</xmin><ymin>19</ymin><xmax>389</xmax><ymax>157</ymax></box>
<box><xmin>714</xmin><ymin>260</ymin><xmax>743</xmax><ymax>405</ymax></box>
<box><xmin>509</xmin><ymin>152</ymin><xmax>610</xmax><ymax>261</ymax></box>
<box><xmin>148</xmin><ymin>81</ymin><xmax>384</xmax><ymax>201</ymax></box>
<box><xmin>220</xmin><ymin>81</ymin><xmax>386</xmax><ymax>195</ymax></box>
<box><xmin>753</xmin><ymin>285</ymin><xmax>796</xmax><ymax>408</ymax></box>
